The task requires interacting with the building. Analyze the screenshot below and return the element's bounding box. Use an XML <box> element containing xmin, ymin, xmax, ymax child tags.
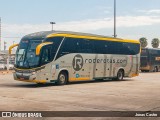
<box><xmin>0</xmin><ymin>50</ymin><xmax>16</xmax><ymax>69</ymax></box>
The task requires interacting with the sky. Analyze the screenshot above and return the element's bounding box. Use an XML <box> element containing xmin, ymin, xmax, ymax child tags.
<box><xmin>0</xmin><ymin>0</ymin><xmax>160</xmax><ymax>49</ymax></box>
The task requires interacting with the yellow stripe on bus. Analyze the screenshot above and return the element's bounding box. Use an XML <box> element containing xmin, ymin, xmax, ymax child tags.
<box><xmin>36</xmin><ymin>42</ymin><xmax>53</xmax><ymax>55</ymax></box>
<box><xmin>15</xmin><ymin>79</ymin><xmax>47</xmax><ymax>84</ymax></box>
<box><xmin>47</xmin><ymin>33</ymin><xmax>140</xmax><ymax>44</ymax></box>
<box><xmin>69</xmin><ymin>77</ymin><xmax>90</xmax><ymax>81</ymax></box>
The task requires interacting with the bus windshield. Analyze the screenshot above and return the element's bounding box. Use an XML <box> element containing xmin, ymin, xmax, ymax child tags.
<box><xmin>16</xmin><ymin>39</ymin><xmax>42</xmax><ymax>69</ymax></box>
<box><xmin>15</xmin><ymin>37</ymin><xmax>63</xmax><ymax>69</ymax></box>
<box><xmin>141</xmin><ymin>49</ymin><xmax>148</xmax><ymax>56</ymax></box>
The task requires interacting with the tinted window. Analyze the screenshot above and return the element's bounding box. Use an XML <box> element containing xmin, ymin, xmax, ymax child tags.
<box><xmin>93</xmin><ymin>40</ymin><xmax>108</xmax><ymax>54</ymax></box>
<box><xmin>80</xmin><ymin>39</ymin><xmax>94</xmax><ymax>53</ymax></box>
<box><xmin>122</xmin><ymin>43</ymin><xmax>140</xmax><ymax>55</ymax></box>
<box><xmin>56</xmin><ymin>37</ymin><xmax>140</xmax><ymax>58</ymax></box>
<box><xmin>59</xmin><ymin>37</ymin><xmax>79</xmax><ymax>54</ymax></box>
<box><xmin>93</xmin><ymin>40</ymin><xmax>140</xmax><ymax>55</ymax></box>
<box><xmin>149</xmin><ymin>49</ymin><xmax>158</xmax><ymax>55</ymax></box>
<box><xmin>40</xmin><ymin>46</ymin><xmax>52</xmax><ymax>65</ymax></box>
<box><xmin>19</xmin><ymin>40</ymin><xmax>29</xmax><ymax>49</ymax></box>
<box><xmin>57</xmin><ymin>38</ymin><xmax>94</xmax><ymax>58</ymax></box>
<box><xmin>45</xmin><ymin>37</ymin><xmax>63</xmax><ymax>60</ymax></box>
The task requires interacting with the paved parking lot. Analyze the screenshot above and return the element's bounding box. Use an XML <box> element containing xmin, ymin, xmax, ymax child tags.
<box><xmin>0</xmin><ymin>72</ymin><xmax>160</xmax><ymax>119</ymax></box>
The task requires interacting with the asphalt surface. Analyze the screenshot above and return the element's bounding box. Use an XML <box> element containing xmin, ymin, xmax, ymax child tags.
<box><xmin>0</xmin><ymin>72</ymin><xmax>160</xmax><ymax>120</ymax></box>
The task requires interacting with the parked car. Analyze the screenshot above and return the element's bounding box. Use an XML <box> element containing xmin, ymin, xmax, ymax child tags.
<box><xmin>4</xmin><ymin>64</ymin><xmax>14</xmax><ymax>70</ymax></box>
<box><xmin>0</xmin><ymin>64</ymin><xmax>5</xmax><ymax>70</ymax></box>
<box><xmin>9</xmin><ymin>64</ymin><xmax>14</xmax><ymax>70</ymax></box>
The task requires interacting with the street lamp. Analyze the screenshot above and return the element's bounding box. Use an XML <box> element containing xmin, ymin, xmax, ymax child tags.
<box><xmin>0</xmin><ymin>17</ymin><xmax>1</xmax><ymax>51</ymax></box>
<box><xmin>113</xmin><ymin>0</ymin><xmax>117</xmax><ymax>38</ymax></box>
<box><xmin>50</xmin><ymin>22</ymin><xmax>56</xmax><ymax>31</ymax></box>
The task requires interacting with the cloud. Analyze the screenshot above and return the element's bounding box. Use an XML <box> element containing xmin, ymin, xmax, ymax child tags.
<box><xmin>2</xmin><ymin>15</ymin><xmax>160</xmax><ymax>49</ymax></box>
<box><xmin>2</xmin><ymin>15</ymin><xmax>160</xmax><ymax>36</ymax></box>
<box><xmin>137</xmin><ymin>9</ymin><xmax>160</xmax><ymax>14</ymax></box>
<box><xmin>96</xmin><ymin>6</ymin><xmax>112</xmax><ymax>14</ymax></box>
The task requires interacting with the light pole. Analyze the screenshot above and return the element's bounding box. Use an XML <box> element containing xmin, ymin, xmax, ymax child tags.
<box><xmin>4</xmin><ymin>41</ymin><xmax>6</xmax><ymax>50</ymax></box>
<box><xmin>113</xmin><ymin>0</ymin><xmax>117</xmax><ymax>38</ymax></box>
<box><xmin>0</xmin><ymin>17</ymin><xmax>1</xmax><ymax>51</ymax></box>
<box><xmin>50</xmin><ymin>22</ymin><xmax>56</xmax><ymax>31</ymax></box>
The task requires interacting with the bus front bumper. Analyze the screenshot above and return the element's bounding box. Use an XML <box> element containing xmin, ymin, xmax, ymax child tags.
<box><xmin>13</xmin><ymin>72</ymin><xmax>47</xmax><ymax>84</ymax></box>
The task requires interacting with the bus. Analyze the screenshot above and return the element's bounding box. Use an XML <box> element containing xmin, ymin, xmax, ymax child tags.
<box><xmin>140</xmin><ymin>48</ymin><xmax>160</xmax><ymax>72</ymax></box>
<box><xmin>9</xmin><ymin>31</ymin><xmax>140</xmax><ymax>85</ymax></box>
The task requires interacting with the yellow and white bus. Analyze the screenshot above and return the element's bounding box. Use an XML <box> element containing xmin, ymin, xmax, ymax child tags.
<box><xmin>9</xmin><ymin>31</ymin><xmax>140</xmax><ymax>85</ymax></box>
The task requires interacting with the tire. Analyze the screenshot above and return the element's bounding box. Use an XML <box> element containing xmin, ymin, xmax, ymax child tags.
<box><xmin>154</xmin><ymin>66</ymin><xmax>158</xmax><ymax>72</ymax></box>
<box><xmin>57</xmin><ymin>72</ymin><xmax>68</xmax><ymax>85</ymax></box>
<box><xmin>116</xmin><ymin>69</ymin><xmax>124</xmax><ymax>80</ymax></box>
<box><xmin>4</xmin><ymin>66</ymin><xmax>7</xmax><ymax>70</ymax></box>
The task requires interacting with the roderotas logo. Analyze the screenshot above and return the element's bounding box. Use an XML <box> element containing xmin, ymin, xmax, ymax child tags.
<box><xmin>72</xmin><ymin>54</ymin><xmax>83</xmax><ymax>71</ymax></box>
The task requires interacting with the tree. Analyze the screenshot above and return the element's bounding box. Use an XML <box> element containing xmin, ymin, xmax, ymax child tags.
<box><xmin>151</xmin><ymin>38</ymin><xmax>160</xmax><ymax>48</ymax></box>
<box><xmin>139</xmin><ymin>37</ymin><xmax>148</xmax><ymax>48</ymax></box>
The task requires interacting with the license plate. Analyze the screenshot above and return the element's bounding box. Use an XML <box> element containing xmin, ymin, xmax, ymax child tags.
<box><xmin>20</xmin><ymin>77</ymin><xmax>25</xmax><ymax>80</ymax></box>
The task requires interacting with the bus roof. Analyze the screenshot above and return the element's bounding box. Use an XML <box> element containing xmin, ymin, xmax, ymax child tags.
<box><xmin>22</xmin><ymin>31</ymin><xmax>139</xmax><ymax>44</ymax></box>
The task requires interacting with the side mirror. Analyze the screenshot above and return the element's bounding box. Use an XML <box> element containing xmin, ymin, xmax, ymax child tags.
<box><xmin>9</xmin><ymin>44</ymin><xmax>19</xmax><ymax>55</ymax></box>
<box><xmin>36</xmin><ymin>42</ymin><xmax>53</xmax><ymax>56</ymax></box>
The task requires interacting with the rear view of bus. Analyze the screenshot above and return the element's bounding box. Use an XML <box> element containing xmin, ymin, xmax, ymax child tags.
<box><xmin>140</xmin><ymin>48</ymin><xmax>160</xmax><ymax>72</ymax></box>
<box><xmin>9</xmin><ymin>31</ymin><xmax>140</xmax><ymax>85</ymax></box>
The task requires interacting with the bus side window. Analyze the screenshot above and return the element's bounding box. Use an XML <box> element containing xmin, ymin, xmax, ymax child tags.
<box><xmin>56</xmin><ymin>38</ymin><xmax>95</xmax><ymax>59</ymax></box>
<box><xmin>41</xmin><ymin>46</ymin><xmax>52</xmax><ymax>65</ymax></box>
<box><xmin>56</xmin><ymin>38</ymin><xmax>78</xmax><ymax>58</ymax></box>
<box><xmin>83</xmin><ymin>39</ymin><xmax>94</xmax><ymax>53</ymax></box>
<box><xmin>94</xmin><ymin>40</ymin><xmax>108</xmax><ymax>54</ymax></box>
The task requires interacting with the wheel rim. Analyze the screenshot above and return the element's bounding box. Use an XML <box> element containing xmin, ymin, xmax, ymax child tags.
<box><xmin>118</xmin><ymin>71</ymin><xmax>123</xmax><ymax>80</ymax></box>
<box><xmin>154</xmin><ymin>67</ymin><xmax>157</xmax><ymax>72</ymax></box>
<box><xmin>59</xmin><ymin>74</ymin><xmax>66</xmax><ymax>84</ymax></box>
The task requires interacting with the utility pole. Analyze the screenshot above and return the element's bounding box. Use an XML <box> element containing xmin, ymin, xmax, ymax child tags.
<box><xmin>0</xmin><ymin>17</ymin><xmax>1</xmax><ymax>51</ymax></box>
<box><xmin>113</xmin><ymin>0</ymin><xmax>117</xmax><ymax>38</ymax></box>
<box><xmin>4</xmin><ymin>41</ymin><xmax>6</xmax><ymax>50</ymax></box>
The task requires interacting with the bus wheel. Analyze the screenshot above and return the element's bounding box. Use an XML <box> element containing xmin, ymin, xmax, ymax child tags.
<box><xmin>57</xmin><ymin>72</ymin><xmax>68</xmax><ymax>85</ymax></box>
<box><xmin>154</xmin><ymin>66</ymin><xmax>158</xmax><ymax>72</ymax></box>
<box><xmin>116</xmin><ymin>69</ymin><xmax>124</xmax><ymax>80</ymax></box>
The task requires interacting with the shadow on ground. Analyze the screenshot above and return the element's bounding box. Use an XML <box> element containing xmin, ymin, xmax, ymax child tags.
<box><xmin>0</xmin><ymin>78</ymin><xmax>135</xmax><ymax>88</ymax></box>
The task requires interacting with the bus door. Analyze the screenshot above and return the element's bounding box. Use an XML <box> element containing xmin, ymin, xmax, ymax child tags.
<box><xmin>93</xmin><ymin>54</ymin><xmax>106</xmax><ymax>79</ymax></box>
<box><xmin>39</xmin><ymin>45</ymin><xmax>53</xmax><ymax>79</ymax></box>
